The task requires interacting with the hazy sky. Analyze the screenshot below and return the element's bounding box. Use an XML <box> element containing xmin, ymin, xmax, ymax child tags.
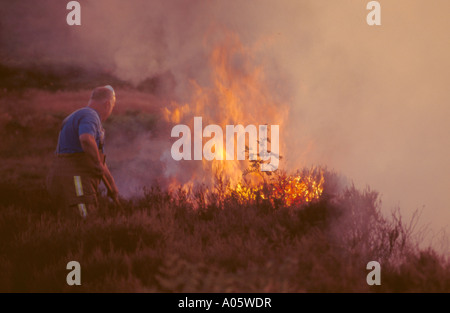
<box><xmin>1</xmin><ymin>0</ymin><xmax>448</xmax><ymax>236</ymax></box>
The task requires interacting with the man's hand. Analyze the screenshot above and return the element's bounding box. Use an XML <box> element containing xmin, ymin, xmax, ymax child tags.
<box><xmin>103</xmin><ymin>175</ymin><xmax>120</xmax><ymax>202</ymax></box>
<box><xmin>102</xmin><ymin>163</ymin><xmax>121</xmax><ymax>207</ymax></box>
<box><xmin>80</xmin><ymin>133</ymin><xmax>121</xmax><ymax>207</ymax></box>
<box><xmin>106</xmin><ymin>179</ymin><xmax>119</xmax><ymax>199</ymax></box>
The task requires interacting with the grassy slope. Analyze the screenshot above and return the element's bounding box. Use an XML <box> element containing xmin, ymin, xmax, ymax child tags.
<box><xmin>0</xmin><ymin>89</ymin><xmax>448</xmax><ymax>292</ymax></box>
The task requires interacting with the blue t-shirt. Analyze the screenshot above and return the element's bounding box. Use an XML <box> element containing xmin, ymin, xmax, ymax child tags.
<box><xmin>57</xmin><ymin>107</ymin><xmax>105</xmax><ymax>154</ymax></box>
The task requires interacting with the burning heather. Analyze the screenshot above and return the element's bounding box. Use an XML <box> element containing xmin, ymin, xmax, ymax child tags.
<box><xmin>159</xmin><ymin>34</ymin><xmax>288</xmax><ymax>191</ymax></box>
<box><xmin>109</xmin><ymin>34</ymin><xmax>324</xmax><ymax>208</ymax></box>
<box><xmin>233</xmin><ymin>166</ymin><xmax>325</xmax><ymax>207</ymax></box>
<box><xmin>146</xmin><ymin>34</ymin><xmax>327</xmax><ymax>208</ymax></box>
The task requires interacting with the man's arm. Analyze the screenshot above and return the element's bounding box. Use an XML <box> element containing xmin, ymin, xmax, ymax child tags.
<box><xmin>79</xmin><ymin>133</ymin><xmax>119</xmax><ymax>200</ymax></box>
<box><xmin>79</xmin><ymin>133</ymin><xmax>104</xmax><ymax>172</ymax></box>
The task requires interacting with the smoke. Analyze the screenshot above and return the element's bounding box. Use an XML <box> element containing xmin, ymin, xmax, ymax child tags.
<box><xmin>278</xmin><ymin>1</ymin><xmax>450</xmax><ymax>238</ymax></box>
<box><xmin>1</xmin><ymin>1</ymin><xmax>449</xmax><ymax>235</ymax></box>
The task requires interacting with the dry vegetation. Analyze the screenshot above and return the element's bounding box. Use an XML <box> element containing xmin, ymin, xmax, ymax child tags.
<box><xmin>0</xmin><ymin>87</ymin><xmax>449</xmax><ymax>293</ymax></box>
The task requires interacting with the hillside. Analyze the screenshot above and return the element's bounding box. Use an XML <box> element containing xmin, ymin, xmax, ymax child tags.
<box><xmin>0</xmin><ymin>87</ymin><xmax>448</xmax><ymax>292</ymax></box>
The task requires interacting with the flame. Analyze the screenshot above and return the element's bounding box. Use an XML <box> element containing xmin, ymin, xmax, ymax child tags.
<box><xmin>164</xmin><ymin>33</ymin><xmax>325</xmax><ymax>206</ymax></box>
<box><xmin>231</xmin><ymin>167</ymin><xmax>325</xmax><ymax>207</ymax></box>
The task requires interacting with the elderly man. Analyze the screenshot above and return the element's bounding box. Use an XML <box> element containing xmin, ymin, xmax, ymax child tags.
<box><xmin>47</xmin><ymin>85</ymin><xmax>119</xmax><ymax>218</ymax></box>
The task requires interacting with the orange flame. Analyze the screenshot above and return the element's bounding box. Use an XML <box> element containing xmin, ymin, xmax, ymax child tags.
<box><xmin>165</xmin><ymin>33</ymin><xmax>324</xmax><ymax>205</ymax></box>
<box><xmin>232</xmin><ymin>167</ymin><xmax>324</xmax><ymax>207</ymax></box>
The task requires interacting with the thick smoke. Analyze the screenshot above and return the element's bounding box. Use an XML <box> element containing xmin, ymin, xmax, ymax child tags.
<box><xmin>1</xmin><ymin>1</ymin><xmax>449</xmax><ymax>236</ymax></box>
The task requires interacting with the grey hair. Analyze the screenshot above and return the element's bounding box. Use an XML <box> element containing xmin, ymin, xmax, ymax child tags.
<box><xmin>90</xmin><ymin>85</ymin><xmax>115</xmax><ymax>102</ymax></box>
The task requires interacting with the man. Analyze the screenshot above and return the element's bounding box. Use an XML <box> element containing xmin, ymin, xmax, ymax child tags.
<box><xmin>47</xmin><ymin>85</ymin><xmax>119</xmax><ymax>218</ymax></box>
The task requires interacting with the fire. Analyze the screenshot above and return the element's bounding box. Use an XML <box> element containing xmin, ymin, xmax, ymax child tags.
<box><xmin>273</xmin><ymin>168</ymin><xmax>325</xmax><ymax>206</ymax></box>
<box><xmin>164</xmin><ymin>33</ymin><xmax>325</xmax><ymax>206</ymax></box>
<box><xmin>231</xmin><ymin>167</ymin><xmax>325</xmax><ymax>207</ymax></box>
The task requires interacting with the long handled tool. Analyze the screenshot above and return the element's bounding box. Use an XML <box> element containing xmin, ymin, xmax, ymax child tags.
<box><xmin>100</xmin><ymin>153</ymin><xmax>122</xmax><ymax>209</ymax></box>
<box><xmin>102</xmin><ymin>175</ymin><xmax>122</xmax><ymax>208</ymax></box>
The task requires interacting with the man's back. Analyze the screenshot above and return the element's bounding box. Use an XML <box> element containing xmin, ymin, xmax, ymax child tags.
<box><xmin>57</xmin><ymin>107</ymin><xmax>104</xmax><ymax>154</ymax></box>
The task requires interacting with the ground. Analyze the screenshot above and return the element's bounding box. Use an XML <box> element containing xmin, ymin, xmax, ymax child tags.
<box><xmin>0</xmin><ymin>88</ymin><xmax>448</xmax><ymax>292</ymax></box>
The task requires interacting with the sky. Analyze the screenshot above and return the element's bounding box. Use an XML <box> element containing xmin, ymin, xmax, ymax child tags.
<box><xmin>0</xmin><ymin>0</ymin><xmax>449</xmax><ymax>240</ymax></box>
